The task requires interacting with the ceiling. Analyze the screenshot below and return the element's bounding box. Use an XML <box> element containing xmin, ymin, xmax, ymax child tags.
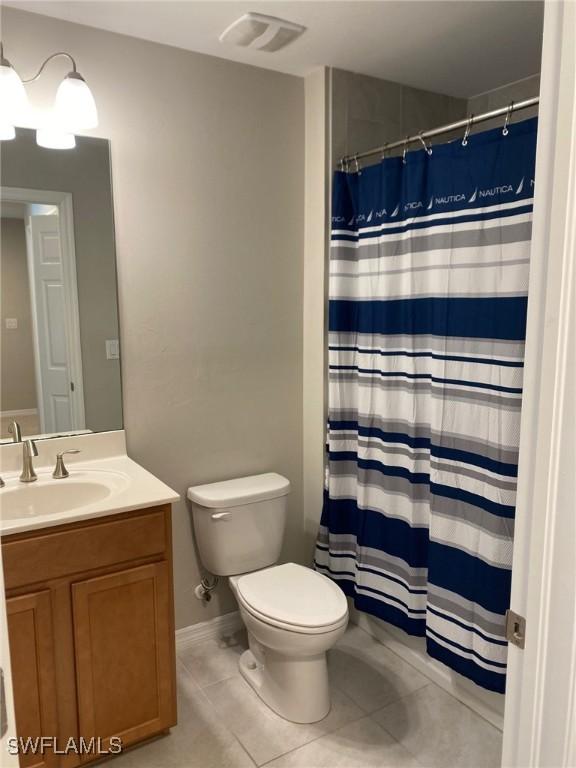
<box><xmin>4</xmin><ymin>1</ymin><xmax>544</xmax><ymax>98</ymax></box>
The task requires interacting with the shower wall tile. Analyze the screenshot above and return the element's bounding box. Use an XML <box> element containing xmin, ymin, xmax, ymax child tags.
<box><xmin>331</xmin><ymin>68</ymin><xmax>466</xmax><ymax>168</ymax></box>
<box><xmin>347</xmin><ymin>118</ymin><xmax>401</xmax><ymax>158</ymax></box>
<box><xmin>347</xmin><ymin>73</ymin><xmax>402</xmax><ymax>124</ymax></box>
<box><xmin>331</xmin><ymin>68</ymin><xmax>350</xmax><ymax>162</ymax></box>
<box><xmin>330</xmin><ymin>69</ymin><xmax>539</xmax><ymax>167</ymax></box>
<box><xmin>468</xmin><ymin>74</ymin><xmax>540</xmax><ymax>132</ymax></box>
<box><xmin>401</xmin><ymin>87</ymin><xmax>466</xmax><ymax>139</ymax></box>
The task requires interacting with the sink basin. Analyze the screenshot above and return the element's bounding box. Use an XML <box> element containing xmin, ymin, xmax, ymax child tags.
<box><xmin>1</xmin><ymin>471</ymin><xmax>130</xmax><ymax>521</ymax></box>
<box><xmin>0</xmin><ymin>449</ymin><xmax>179</xmax><ymax>536</ymax></box>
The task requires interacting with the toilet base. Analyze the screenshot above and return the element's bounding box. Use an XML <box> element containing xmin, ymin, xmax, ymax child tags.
<box><xmin>238</xmin><ymin>648</ymin><xmax>331</xmax><ymax>724</ymax></box>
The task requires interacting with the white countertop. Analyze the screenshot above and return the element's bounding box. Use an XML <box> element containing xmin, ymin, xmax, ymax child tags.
<box><xmin>0</xmin><ymin>431</ymin><xmax>179</xmax><ymax>536</ymax></box>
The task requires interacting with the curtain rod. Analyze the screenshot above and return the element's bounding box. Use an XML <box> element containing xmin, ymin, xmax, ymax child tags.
<box><xmin>340</xmin><ymin>96</ymin><xmax>539</xmax><ymax>167</ymax></box>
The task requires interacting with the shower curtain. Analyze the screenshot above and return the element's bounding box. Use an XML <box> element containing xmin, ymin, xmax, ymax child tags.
<box><xmin>315</xmin><ymin>117</ymin><xmax>537</xmax><ymax>694</ymax></box>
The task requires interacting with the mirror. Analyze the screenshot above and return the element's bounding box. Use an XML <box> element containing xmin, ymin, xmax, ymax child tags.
<box><xmin>1</xmin><ymin>128</ymin><xmax>122</xmax><ymax>442</ymax></box>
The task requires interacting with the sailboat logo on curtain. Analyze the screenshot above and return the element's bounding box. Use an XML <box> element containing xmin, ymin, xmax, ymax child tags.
<box><xmin>315</xmin><ymin>117</ymin><xmax>538</xmax><ymax>694</ymax></box>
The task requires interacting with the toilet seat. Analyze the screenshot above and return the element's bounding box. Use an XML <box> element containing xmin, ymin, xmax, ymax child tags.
<box><xmin>236</xmin><ymin>562</ymin><xmax>348</xmax><ymax>635</ymax></box>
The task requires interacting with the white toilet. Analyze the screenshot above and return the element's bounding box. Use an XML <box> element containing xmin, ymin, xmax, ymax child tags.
<box><xmin>187</xmin><ymin>472</ymin><xmax>348</xmax><ymax>723</ymax></box>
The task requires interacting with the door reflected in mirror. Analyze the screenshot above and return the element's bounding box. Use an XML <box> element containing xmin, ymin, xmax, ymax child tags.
<box><xmin>1</xmin><ymin>129</ymin><xmax>122</xmax><ymax>442</ymax></box>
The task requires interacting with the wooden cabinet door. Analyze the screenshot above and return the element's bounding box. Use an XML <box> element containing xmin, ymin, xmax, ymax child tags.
<box><xmin>71</xmin><ymin>562</ymin><xmax>176</xmax><ymax>753</ymax></box>
<box><xmin>7</xmin><ymin>591</ymin><xmax>59</xmax><ymax>768</ymax></box>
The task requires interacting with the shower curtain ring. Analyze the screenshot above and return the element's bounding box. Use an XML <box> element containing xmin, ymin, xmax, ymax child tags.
<box><xmin>402</xmin><ymin>136</ymin><xmax>409</xmax><ymax>164</ymax></box>
<box><xmin>417</xmin><ymin>131</ymin><xmax>433</xmax><ymax>156</ymax></box>
<box><xmin>462</xmin><ymin>114</ymin><xmax>474</xmax><ymax>146</ymax></box>
<box><xmin>380</xmin><ymin>142</ymin><xmax>389</xmax><ymax>161</ymax></box>
<box><xmin>354</xmin><ymin>154</ymin><xmax>361</xmax><ymax>175</ymax></box>
<box><xmin>502</xmin><ymin>101</ymin><xmax>514</xmax><ymax>136</ymax></box>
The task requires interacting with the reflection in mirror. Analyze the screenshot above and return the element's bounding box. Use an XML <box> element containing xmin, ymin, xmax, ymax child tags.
<box><xmin>1</xmin><ymin>128</ymin><xmax>122</xmax><ymax>442</ymax></box>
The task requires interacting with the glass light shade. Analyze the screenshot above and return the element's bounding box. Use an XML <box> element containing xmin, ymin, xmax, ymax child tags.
<box><xmin>0</xmin><ymin>63</ymin><xmax>29</xmax><ymax>124</ymax></box>
<box><xmin>0</xmin><ymin>123</ymin><xmax>16</xmax><ymax>141</ymax></box>
<box><xmin>54</xmin><ymin>73</ymin><xmax>98</xmax><ymax>130</ymax></box>
<box><xmin>36</xmin><ymin>127</ymin><xmax>76</xmax><ymax>150</ymax></box>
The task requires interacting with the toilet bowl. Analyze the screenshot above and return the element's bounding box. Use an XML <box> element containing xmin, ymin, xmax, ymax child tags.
<box><xmin>230</xmin><ymin>563</ymin><xmax>348</xmax><ymax>723</ymax></box>
<box><xmin>187</xmin><ymin>473</ymin><xmax>349</xmax><ymax>723</ymax></box>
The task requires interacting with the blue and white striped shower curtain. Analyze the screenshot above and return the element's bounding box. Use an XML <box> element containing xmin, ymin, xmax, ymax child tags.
<box><xmin>315</xmin><ymin>118</ymin><xmax>537</xmax><ymax>693</ymax></box>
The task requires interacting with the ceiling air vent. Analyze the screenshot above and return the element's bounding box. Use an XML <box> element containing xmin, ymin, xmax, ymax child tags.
<box><xmin>219</xmin><ymin>13</ymin><xmax>306</xmax><ymax>52</ymax></box>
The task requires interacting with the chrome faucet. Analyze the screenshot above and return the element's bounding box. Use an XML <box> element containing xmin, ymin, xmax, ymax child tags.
<box><xmin>20</xmin><ymin>440</ymin><xmax>38</xmax><ymax>483</ymax></box>
<box><xmin>0</xmin><ymin>421</ymin><xmax>21</xmax><ymax>487</ymax></box>
<box><xmin>7</xmin><ymin>421</ymin><xmax>22</xmax><ymax>443</ymax></box>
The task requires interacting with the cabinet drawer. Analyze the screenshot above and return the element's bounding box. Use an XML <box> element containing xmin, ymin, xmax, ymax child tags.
<box><xmin>2</xmin><ymin>507</ymin><xmax>169</xmax><ymax>590</ymax></box>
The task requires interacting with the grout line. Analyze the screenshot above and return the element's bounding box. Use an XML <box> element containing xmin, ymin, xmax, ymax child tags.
<box><xmin>336</xmin><ymin>625</ymin><xmax>431</xmax><ymax>697</ymax></box>
<box><xmin>329</xmin><ymin>659</ymin><xmax>428</xmax><ymax>717</ymax></box>
<box><xmin>190</xmin><ymin>679</ymin><xmax>259</xmax><ymax>768</ymax></box>
<box><xmin>176</xmin><ymin>640</ymin><xmax>244</xmax><ymax>689</ymax></box>
<box><xmin>255</xmin><ymin>710</ymin><xmax>367</xmax><ymax>768</ymax></box>
<box><xmin>369</xmin><ymin>684</ymin><xmax>501</xmax><ymax>768</ymax></box>
<box><xmin>467</xmin><ymin>72</ymin><xmax>540</xmax><ymax>102</ymax></box>
<box><xmin>176</xmin><ymin>641</ymin><xmax>248</xmax><ymax>689</ymax></box>
<box><xmin>346</xmin><ymin>623</ymin><xmax>503</xmax><ymax>732</ymax></box>
<box><xmin>363</xmin><ymin>711</ymin><xmax>430</xmax><ymax>768</ymax></box>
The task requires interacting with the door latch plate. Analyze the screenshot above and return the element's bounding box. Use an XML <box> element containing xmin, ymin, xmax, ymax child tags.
<box><xmin>506</xmin><ymin>609</ymin><xmax>526</xmax><ymax>649</ymax></box>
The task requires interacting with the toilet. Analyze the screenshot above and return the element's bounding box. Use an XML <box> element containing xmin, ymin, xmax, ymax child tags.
<box><xmin>187</xmin><ymin>473</ymin><xmax>348</xmax><ymax>723</ymax></box>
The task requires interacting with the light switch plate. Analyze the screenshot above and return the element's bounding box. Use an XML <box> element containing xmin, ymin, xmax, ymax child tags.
<box><xmin>5</xmin><ymin>318</ymin><xmax>17</xmax><ymax>329</ymax></box>
<box><xmin>105</xmin><ymin>339</ymin><xmax>120</xmax><ymax>360</ymax></box>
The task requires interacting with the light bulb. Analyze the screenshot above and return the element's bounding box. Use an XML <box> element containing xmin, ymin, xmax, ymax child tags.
<box><xmin>0</xmin><ymin>123</ymin><xmax>15</xmax><ymax>141</ymax></box>
<box><xmin>36</xmin><ymin>126</ymin><xmax>76</xmax><ymax>150</ymax></box>
<box><xmin>54</xmin><ymin>72</ymin><xmax>98</xmax><ymax>130</ymax></box>
<box><xmin>0</xmin><ymin>61</ymin><xmax>30</xmax><ymax>124</ymax></box>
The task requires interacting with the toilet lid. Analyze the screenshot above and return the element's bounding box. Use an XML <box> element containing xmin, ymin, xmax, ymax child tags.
<box><xmin>236</xmin><ymin>563</ymin><xmax>348</xmax><ymax>630</ymax></box>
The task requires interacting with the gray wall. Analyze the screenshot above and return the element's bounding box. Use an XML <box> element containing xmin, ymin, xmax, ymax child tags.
<box><xmin>331</xmin><ymin>69</ymin><xmax>467</xmax><ymax>167</ymax></box>
<box><xmin>2</xmin><ymin>131</ymin><xmax>122</xmax><ymax>433</ymax></box>
<box><xmin>1</xmin><ymin>7</ymin><xmax>305</xmax><ymax>629</ymax></box>
<box><xmin>0</xmin><ymin>217</ymin><xmax>36</xmax><ymax>412</ymax></box>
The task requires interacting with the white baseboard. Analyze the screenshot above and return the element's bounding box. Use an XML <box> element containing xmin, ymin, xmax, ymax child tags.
<box><xmin>175</xmin><ymin>610</ymin><xmax>243</xmax><ymax>650</ymax></box>
<box><xmin>350</xmin><ymin>606</ymin><xmax>505</xmax><ymax>731</ymax></box>
<box><xmin>0</xmin><ymin>409</ymin><xmax>38</xmax><ymax>418</ymax></box>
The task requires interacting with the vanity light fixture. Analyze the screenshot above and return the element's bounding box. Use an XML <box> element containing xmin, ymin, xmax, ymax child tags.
<box><xmin>0</xmin><ymin>44</ymin><xmax>29</xmax><ymax>130</ymax></box>
<box><xmin>0</xmin><ymin>123</ymin><xmax>16</xmax><ymax>140</ymax></box>
<box><xmin>36</xmin><ymin>125</ymin><xmax>76</xmax><ymax>150</ymax></box>
<box><xmin>0</xmin><ymin>43</ymin><xmax>98</xmax><ymax>148</ymax></box>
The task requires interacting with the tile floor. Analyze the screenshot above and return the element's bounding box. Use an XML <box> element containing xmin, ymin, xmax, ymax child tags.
<box><xmin>114</xmin><ymin>624</ymin><xmax>503</xmax><ymax>768</ymax></box>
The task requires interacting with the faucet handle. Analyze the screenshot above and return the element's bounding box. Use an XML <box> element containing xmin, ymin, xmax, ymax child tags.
<box><xmin>7</xmin><ymin>421</ymin><xmax>22</xmax><ymax>443</ymax></box>
<box><xmin>53</xmin><ymin>449</ymin><xmax>81</xmax><ymax>479</ymax></box>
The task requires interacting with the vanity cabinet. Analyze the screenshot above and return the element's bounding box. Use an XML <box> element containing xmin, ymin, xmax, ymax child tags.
<box><xmin>2</xmin><ymin>505</ymin><xmax>177</xmax><ymax>767</ymax></box>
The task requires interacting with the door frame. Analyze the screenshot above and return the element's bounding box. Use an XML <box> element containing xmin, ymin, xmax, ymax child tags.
<box><xmin>502</xmin><ymin>1</ymin><xmax>576</xmax><ymax>766</ymax></box>
<box><xmin>1</xmin><ymin>187</ymin><xmax>86</xmax><ymax>432</ymax></box>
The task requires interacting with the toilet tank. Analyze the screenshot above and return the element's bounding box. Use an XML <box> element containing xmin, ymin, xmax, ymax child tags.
<box><xmin>187</xmin><ymin>473</ymin><xmax>290</xmax><ymax>576</ymax></box>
